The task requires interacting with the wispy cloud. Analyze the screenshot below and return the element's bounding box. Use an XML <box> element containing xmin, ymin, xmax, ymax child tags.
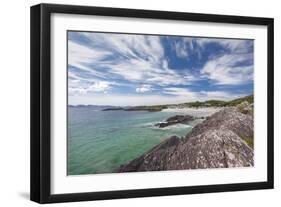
<box><xmin>68</xmin><ymin>41</ymin><xmax>111</xmax><ymax>78</ymax></box>
<box><xmin>196</xmin><ymin>38</ymin><xmax>253</xmax><ymax>54</ymax></box>
<box><xmin>69</xmin><ymin>81</ymin><xmax>113</xmax><ymax>95</ymax></box>
<box><xmin>136</xmin><ymin>85</ymin><xmax>153</xmax><ymax>93</ymax></box>
<box><xmin>68</xmin><ymin>32</ymin><xmax>197</xmax><ymax>87</ymax></box>
<box><xmin>69</xmin><ymin>89</ymin><xmax>246</xmax><ymax>106</ymax></box>
<box><xmin>163</xmin><ymin>87</ymin><xmax>244</xmax><ymax>101</ymax></box>
<box><xmin>201</xmin><ymin>53</ymin><xmax>253</xmax><ymax>85</ymax></box>
<box><xmin>174</xmin><ymin>41</ymin><xmax>189</xmax><ymax>58</ymax></box>
<box><xmin>68</xmin><ymin>32</ymin><xmax>253</xmax><ymax>105</ymax></box>
<box><xmin>190</xmin><ymin>38</ymin><xmax>254</xmax><ymax>85</ymax></box>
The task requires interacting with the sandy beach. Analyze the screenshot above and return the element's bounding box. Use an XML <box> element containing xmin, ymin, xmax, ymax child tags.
<box><xmin>162</xmin><ymin>107</ymin><xmax>221</xmax><ymax>117</ymax></box>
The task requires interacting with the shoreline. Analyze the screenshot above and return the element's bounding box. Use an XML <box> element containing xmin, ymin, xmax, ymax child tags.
<box><xmin>162</xmin><ymin>107</ymin><xmax>221</xmax><ymax>118</ymax></box>
<box><xmin>117</xmin><ymin>102</ymin><xmax>254</xmax><ymax>173</ymax></box>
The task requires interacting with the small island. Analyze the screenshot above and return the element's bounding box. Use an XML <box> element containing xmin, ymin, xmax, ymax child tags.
<box><xmin>102</xmin><ymin>105</ymin><xmax>168</xmax><ymax>112</ymax></box>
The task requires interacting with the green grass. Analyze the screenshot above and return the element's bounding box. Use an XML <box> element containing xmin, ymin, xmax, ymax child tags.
<box><xmin>104</xmin><ymin>94</ymin><xmax>254</xmax><ymax>112</ymax></box>
<box><xmin>226</xmin><ymin>95</ymin><xmax>254</xmax><ymax>106</ymax></box>
<box><xmin>241</xmin><ymin>136</ymin><xmax>254</xmax><ymax>149</ymax></box>
<box><xmin>181</xmin><ymin>95</ymin><xmax>254</xmax><ymax>108</ymax></box>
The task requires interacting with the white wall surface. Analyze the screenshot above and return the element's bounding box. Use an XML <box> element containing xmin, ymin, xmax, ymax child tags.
<box><xmin>0</xmin><ymin>0</ymin><xmax>279</xmax><ymax>206</ymax></box>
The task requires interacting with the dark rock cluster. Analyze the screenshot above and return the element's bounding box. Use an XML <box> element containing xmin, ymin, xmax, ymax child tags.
<box><xmin>154</xmin><ymin>115</ymin><xmax>195</xmax><ymax>128</ymax></box>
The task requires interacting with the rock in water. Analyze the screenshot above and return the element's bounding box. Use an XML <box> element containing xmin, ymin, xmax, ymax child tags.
<box><xmin>117</xmin><ymin>107</ymin><xmax>254</xmax><ymax>172</ymax></box>
<box><xmin>166</xmin><ymin>115</ymin><xmax>193</xmax><ymax>122</ymax></box>
<box><xmin>155</xmin><ymin>115</ymin><xmax>194</xmax><ymax>128</ymax></box>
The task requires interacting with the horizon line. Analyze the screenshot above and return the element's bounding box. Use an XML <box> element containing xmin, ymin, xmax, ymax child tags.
<box><xmin>68</xmin><ymin>94</ymin><xmax>253</xmax><ymax>107</ymax></box>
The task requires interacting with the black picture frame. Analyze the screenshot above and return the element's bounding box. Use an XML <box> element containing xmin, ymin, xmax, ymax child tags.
<box><xmin>30</xmin><ymin>3</ymin><xmax>274</xmax><ymax>204</ymax></box>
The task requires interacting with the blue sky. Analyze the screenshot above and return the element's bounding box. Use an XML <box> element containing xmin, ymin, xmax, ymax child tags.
<box><xmin>68</xmin><ymin>31</ymin><xmax>253</xmax><ymax>106</ymax></box>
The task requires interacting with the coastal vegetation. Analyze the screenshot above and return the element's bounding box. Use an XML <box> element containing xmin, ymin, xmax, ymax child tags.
<box><xmin>102</xmin><ymin>95</ymin><xmax>254</xmax><ymax>112</ymax></box>
<box><xmin>176</xmin><ymin>95</ymin><xmax>253</xmax><ymax>108</ymax></box>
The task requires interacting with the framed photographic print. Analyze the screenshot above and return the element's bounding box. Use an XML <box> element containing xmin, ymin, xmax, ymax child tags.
<box><xmin>30</xmin><ymin>3</ymin><xmax>274</xmax><ymax>203</ymax></box>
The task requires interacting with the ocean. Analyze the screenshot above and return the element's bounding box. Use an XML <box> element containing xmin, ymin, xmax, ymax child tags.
<box><xmin>67</xmin><ymin>106</ymin><xmax>192</xmax><ymax>175</ymax></box>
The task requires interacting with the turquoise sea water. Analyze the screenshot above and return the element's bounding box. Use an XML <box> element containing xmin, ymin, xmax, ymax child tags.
<box><xmin>67</xmin><ymin>107</ymin><xmax>192</xmax><ymax>175</ymax></box>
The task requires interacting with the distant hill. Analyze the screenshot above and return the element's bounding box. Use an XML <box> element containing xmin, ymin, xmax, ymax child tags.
<box><xmin>179</xmin><ymin>95</ymin><xmax>254</xmax><ymax>108</ymax></box>
<box><xmin>76</xmin><ymin>95</ymin><xmax>254</xmax><ymax>112</ymax></box>
<box><xmin>68</xmin><ymin>105</ymin><xmax>115</xmax><ymax>110</ymax></box>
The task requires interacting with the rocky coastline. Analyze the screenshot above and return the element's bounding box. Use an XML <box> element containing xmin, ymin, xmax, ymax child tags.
<box><xmin>117</xmin><ymin>101</ymin><xmax>254</xmax><ymax>172</ymax></box>
<box><xmin>102</xmin><ymin>95</ymin><xmax>253</xmax><ymax>113</ymax></box>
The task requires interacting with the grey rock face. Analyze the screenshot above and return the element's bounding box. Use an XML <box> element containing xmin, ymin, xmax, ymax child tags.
<box><xmin>118</xmin><ymin>106</ymin><xmax>254</xmax><ymax>173</ymax></box>
<box><xmin>236</xmin><ymin>101</ymin><xmax>254</xmax><ymax>115</ymax></box>
<box><xmin>187</xmin><ymin>107</ymin><xmax>253</xmax><ymax>141</ymax></box>
<box><xmin>118</xmin><ymin>136</ymin><xmax>181</xmax><ymax>172</ymax></box>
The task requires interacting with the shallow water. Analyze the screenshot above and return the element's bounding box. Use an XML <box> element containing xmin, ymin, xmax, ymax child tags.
<box><xmin>67</xmin><ymin>107</ymin><xmax>192</xmax><ymax>175</ymax></box>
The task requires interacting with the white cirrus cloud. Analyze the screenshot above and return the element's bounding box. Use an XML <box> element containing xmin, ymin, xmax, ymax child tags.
<box><xmin>68</xmin><ymin>32</ymin><xmax>253</xmax><ymax>105</ymax></box>
<box><xmin>196</xmin><ymin>38</ymin><xmax>252</xmax><ymax>54</ymax></box>
<box><xmin>172</xmin><ymin>37</ymin><xmax>253</xmax><ymax>61</ymax></box>
<box><xmin>174</xmin><ymin>41</ymin><xmax>189</xmax><ymax>58</ymax></box>
<box><xmin>200</xmin><ymin>54</ymin><xmax>253</xmax><ymax>85</ymax></box>
<box><xmin>68</xmin><ymin>32</ymin><xmax>197</xmax><ymax>87</ymax></box>
<box><xmin>136</xmin><ymin>85</ymin><xmax>153</xmax><ymax>93</ymax></box>
<box><xmin>163</xmin><ymin>87</ymin><xmax>195</xmax><ymax>97</ymax></box>
<box><xmin>69</xmin><ymin>89</ymin><xmax>247</xmax><ymax>106</ymax></box>
<box><xmin>69</xmin><ymin>81</ymin><xmax>112</xmax><ymax>95</ymax></box>
<box><xmin>88</xmin><ymin>81</ymin><xmax>111</xmax><ymax>92</ymax></box>
<box><xmin>163</xmin><ymin>87</ymin><xmax>246</xmax><ymax>102</ymax></box>
<box><xmin>68</xmin><ymin>41</ymin><xmax>111</xmax><ymax>78</ymax></box>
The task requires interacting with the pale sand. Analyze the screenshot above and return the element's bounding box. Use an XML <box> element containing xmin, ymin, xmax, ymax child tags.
<box><xmin>162</xmin><ymin>107</ymin><xmax>221</xmax><ymax>117</ymax></box>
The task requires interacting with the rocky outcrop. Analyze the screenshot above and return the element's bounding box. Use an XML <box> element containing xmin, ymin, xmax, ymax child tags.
<box><xmin>117</xmin><ymin>105</ymin><xmax>254</xmax><ymax>172</ymax></box>
<box><xmin>155</xmin><ymin>115</ymin><xmax>195</xmax><ymax>128</ymax></box>
<box><xmin>236</xmin><ymin>101</ymin><xmax>254</xmax><ymax>115</ymax></box>
<box><xmin>117</xmin><ymin>136</ymin><xmax>181</xmax><ymax>172</ymax></box>
<box><xmin>186</xmin><ymin>107</ymin><xmax>253</xmax><ymax>141</ymax></box>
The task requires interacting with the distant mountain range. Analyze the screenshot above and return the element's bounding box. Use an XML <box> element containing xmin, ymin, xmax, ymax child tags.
<box><xmin>68</xmin><ymin>105</ymin><xmax>114</xmax><ymax>110</ymax></box>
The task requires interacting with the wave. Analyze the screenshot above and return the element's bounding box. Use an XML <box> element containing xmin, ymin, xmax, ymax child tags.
<box><xmin>138</xmin><ymin>122</ymin><xmax>156</xmax><ymax>128</ymax></box>
<box><xmin>147</xmin><ymin>123</ymin><xmax>192</xmax><ymax>130</ymax></box>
